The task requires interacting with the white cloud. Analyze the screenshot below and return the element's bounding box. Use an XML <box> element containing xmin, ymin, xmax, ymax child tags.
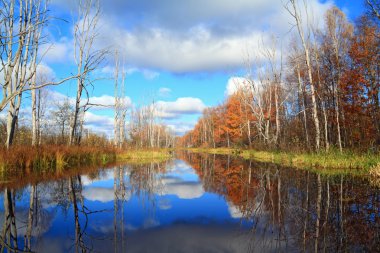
<box><xmin>225</xmin><ymin>76</ymin><xmax>251</xmax><ymax>96</ymax></box>
<box><xmin>155</xmin><ymin>97</ymin><xmax>206</xmax><ymax>119</ymax></box>
<box><xmin>82</xmin><ymin>187</ymin><xmax>115</xmax><ymax>202</ymax></box>
<box><xmin>100</xmin><ymin>65</ymin><xmax>159</xmax><ymax>80</ymax></box>
<box><xmin>49</xmin><ymin>90</ymin><xmax>71</xmax><ymax>102</ymax></box>
<box><xmin>88</xmin><ymin>95</ymin><xmax>132</xmax><ymax>109</ymax></box>
<box><xmin>227</xmin><ymin>202</ymin><xmax>244</xmax><ymax>219</ymax></box>
<box><xmin>51</xmin><ymin>0</ymin><xmax>333</xmax><ymax>73</ymax></box>
<box><xmin>167</xmin><ymin>122</ymin><xmax>195</xmax><ymax>136</ymax></box>
<box><xmin>84</xmin><ymin>111</ymin><xmax>114</xmax><ymax>135</ymax></box>
<box><xmin>97</xmin><ymin>0</ymin><xmax>332</xmax><ymax>73</ymax></box>
<box><xmin>106</xmin><ymin>26</ymin><xmax>264</xmax><ymax>73</ymax></box>
<box><xmin>36</xmin><ymin>63</ymin><xmax>56</xmax><ymax>80</ymax></box>
<box><xmin>40</xmin><ymin>37</ymin><xmax>72</xmax><ymax>64</ymax></box>
<box><xmin>159</xmin><ymin>176</ymin><xmax>204</xmax><ymax>199</ymax></box>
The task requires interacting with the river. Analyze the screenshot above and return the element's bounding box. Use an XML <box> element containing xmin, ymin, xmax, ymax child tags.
<box><xmin>0</xmin><ymin>152</ymin><xmax>379</xmax><ymax>252</ymax></box>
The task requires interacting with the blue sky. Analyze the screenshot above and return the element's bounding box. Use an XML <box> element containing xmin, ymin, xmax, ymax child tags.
<box><xmin>17</xmin><ymin>0</ymin><xmax>366</xmax><ymax>137</ymax></box>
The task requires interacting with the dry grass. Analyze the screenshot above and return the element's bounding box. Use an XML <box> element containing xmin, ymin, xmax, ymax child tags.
<box><xmin>185</xmin><ymin>147</ymin><xmax>380</xmax><ymax>175</ymax></box>
<box><xmin>369</xmin><ymin>163</ymin><xmax>380</xmax><ymax>188</ymax></box>
<box><xmin>116</xmin><ymin>148</ymin><xmax>173</xmax><ymax>163</ymax></box>
<box><xmin>0</xmin><ymin>145</ymin><xmax>116</xmax><ymax>171</ymax></box>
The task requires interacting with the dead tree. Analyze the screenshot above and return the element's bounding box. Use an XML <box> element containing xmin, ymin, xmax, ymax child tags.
<box><xmin>69</xmin><ymin>0</ymin><xmax>106</xmax><ymax>146</ymax></box>
<box><xmin>0</xmin><ymin>0</ymin><xmax>79</xmax><ymax>148</ymax></box>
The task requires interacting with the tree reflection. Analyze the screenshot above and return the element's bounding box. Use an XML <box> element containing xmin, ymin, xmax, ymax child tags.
<box><xmin>179</xmin><ymin>152</ymin><xmax>380</xmax><ymax>252</ymax></box>
<box><xmin>1</xmin><ymin>189</ymin><xmax>18</xmax><ymax>252</ymax></box>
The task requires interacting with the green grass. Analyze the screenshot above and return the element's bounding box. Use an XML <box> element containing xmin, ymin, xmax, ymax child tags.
<box><xmin>185</xmin><ymin>147</ymin><xmax>380</xmax><ymax>176</ymax></box>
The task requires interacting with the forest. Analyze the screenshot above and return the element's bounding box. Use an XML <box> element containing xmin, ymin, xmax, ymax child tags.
<box><xmin>178</xmin><ymin>2</ymin><xmax>380</xmax><ymax>154</ymax></box>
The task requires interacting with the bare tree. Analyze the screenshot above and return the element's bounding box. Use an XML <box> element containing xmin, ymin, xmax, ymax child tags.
<box><xmin>69</xmin><ymin>0</ymin><xmax>107</xmax><ymax>146</ymax></box>
<box><xmin>323</xmin><ymin>7</ymin><xmax>353</xmax><ymax>152</ymax></box>
<box><xmin>366</xmin><ymin>0</ymin><xmax>380</xmax><ymax>21</ymax></box>
<box><xmin>0</xmin><ymin>0</ymin><xmax>79</xmax><ymax>148</ymax></box>
<box><xmin>0</xmin><ymin>0</ymin><xmax>46</xmax><ymax>148</ymax></box>
<box><xmin>114</xmin><ymin>51</ymin><xmax>120</xmax><ymax>147</ymax></box>
<box><xmin>53</xmin><ymin>98</ymin><xmax>73</xmax><ymax>144</ymax></box>
<box><xmin>286</xmin><ymin>0</ymin><xmax>321</xmax><ymax>150</ymax></box>
<box><xmin>119</xmin><ymin>67</ymin><xmax>127</xmax><ymax>147</ymax></box>
<box><xmin>113</xmin><ymin>51</ymin><xmax>128</xmax><ymax>148</ymax></box>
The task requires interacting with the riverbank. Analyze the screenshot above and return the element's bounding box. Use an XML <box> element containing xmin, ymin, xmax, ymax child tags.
<box><xmin>0</xmin><ymin>146</ymin><xmax>173</xmax><ymax>172</ymax></box>
<box><xmin>116</xmin><ymin>149</ymin><xmax>173</xmax><ymax>164</ymax></box>
<box><xmin>0</xmin><ymin>146</ymin><xmax>174</xmax><ymax>188</ymax></box>
<box><xmin>186</xmin><ymin>148</ymin><xmax>380</xmax><ymax>175</ymax></box>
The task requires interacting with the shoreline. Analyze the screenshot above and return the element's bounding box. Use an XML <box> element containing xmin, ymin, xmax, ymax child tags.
<box><xmin>184</xmin><ymin>148</ymin><xmax>380</xmax><ymax>176</ymax></box>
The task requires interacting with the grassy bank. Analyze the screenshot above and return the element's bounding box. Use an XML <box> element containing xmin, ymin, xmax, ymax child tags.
<box><xmin>0</xmin><ymin>146</ymin><xmax>173</xmax><ymax>172</ymax></box>
<box><xmin>116</xmin><ymin>149</ymin><xmax>173</xmax><ymax>164</ymax></box>
<box><xmin>186</xmin><ymin>148</ymin><xmax>380</xmax><ymax>174</ymax></box>
<box><xmin>0</xmin><ymin>146</ymin><xmax>117</xmax><ymax>172</ymax></box>
<box><xmin>0</xmin><ymin>146</ymin><xmax>173</xmax><ymax>188</ymax></box>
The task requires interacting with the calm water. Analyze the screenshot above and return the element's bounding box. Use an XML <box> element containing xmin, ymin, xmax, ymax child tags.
<box><xmin>0</xmin><ymin>153</ymin><xmax>379</xmax><ymax>253</ymax></box>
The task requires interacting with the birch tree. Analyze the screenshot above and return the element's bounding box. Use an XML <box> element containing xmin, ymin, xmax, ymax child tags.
<box><xmin>113</xmin><ymin>51</ymin><xmax>128</xmax><ymax>148</ymax></box>
<box><xmin>114</xmin><ymin>51</ymin><xmax>120</xmax><ymax>147</ymax></box>
<box><xmin>69</xmin><ymin>0</ymin><xmax>107</xmax><ymax>145</ymax></box>
<box><xmin>0</xmin><ymin>0</ymin><xmax>78</xmax><ymax>148</ymax></box>
<box><xmin>286</xmin><ymin>0</ymin><xmax>321</xmax><ymax>150</ymax></box>
<box><xmin>30</xmin><ymin>0</ymin><xmax>48</xmax><ymax>146</ymax></box>
<box><xmin>323</xmin><ymin>7</ymin><xmax>353</xmax><ymax>152</ymax></box>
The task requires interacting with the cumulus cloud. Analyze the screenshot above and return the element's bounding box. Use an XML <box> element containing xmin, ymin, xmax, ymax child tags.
<box><xmin>40</xmin><ymin>37</ymin><xmax>72</xmax><ymax>64</ymax></box>
<box><xmin>166</xmin><ymin>122</ymin><xmax>196</xmax><ymax>136</ymax></box>
<box><xmin>102</xmin><ymin>25</ymin><xmax>265</xmax><ymax>73</ymax></box>
<box><xmin>88</xmin><ymin>95</ymin><xmax>132</xmax><ymax>109</ymax></box>
<box><xmin>100</xmin><ymin>65</ymin><xmax>159</xmax><ymax>80</ymax></box>
<box><xmin>155</xmin><ymin>97</ymin><xmax>206</xmax><ymax>119</ymax></box>
<box><xmin>84</xmin><ymin>111</ymin><xmax>114</xmax><ymax>135</ymax></box>
<box><xmin>83</xmin><ymin>187</ymin><xmax>115</xmax><ymax>202</ymax></box>
<box><xmin>51</xmin><ymin>0</ymin><xmax>333</xmax><ymax>73</ymax></box>
<box><xmin>160</xmin><ymin>176</ymin><xmax>204</xmax><ymax>199</ymax></box>
<box><xmin>225</xmin><ymin>76</ymin><xmax>252</xmax><ymax>96</ymax></box>
<box><xmin>36</xmin><ymin>63</ymin><xmax>56</xmax><ymax>80</ymax></box>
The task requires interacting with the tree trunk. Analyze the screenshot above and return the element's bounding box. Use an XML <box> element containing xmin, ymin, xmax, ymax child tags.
<box><xmin>70</xmin><ymin>79</ymin><xmax>83</xmax><ymax>146</ymax></box>
<box><xmin>6</xmin><ymin>94</ymin><xmax>22</xmax><ymax>148</ymax></box>
<box><xmin>297</xmin><ymin>65</ymin><xmax>309</xmax><ymax>147</ymax></box>
<box><xmin>290</xmin><ymin>0</ymin><xmax>321</xmax><ymax>150</ymax></box>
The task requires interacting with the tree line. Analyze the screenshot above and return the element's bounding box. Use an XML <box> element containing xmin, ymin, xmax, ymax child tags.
<box><xmin>178</xmin><ymin>2</ymin><xmax>380</xmax><ymax>152</ymax></box>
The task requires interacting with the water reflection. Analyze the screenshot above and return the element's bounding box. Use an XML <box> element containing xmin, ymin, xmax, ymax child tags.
<box><xmin>0</xmin><ymin>154</ymin><xmax>379</xmax><ymax>252</ymax></box>
<box><xmin>179</xmin><ymin>152</ymin><xmax>380</xmax><ymax>253</ymax></box>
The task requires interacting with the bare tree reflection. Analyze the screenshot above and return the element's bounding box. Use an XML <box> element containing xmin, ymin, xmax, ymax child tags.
<box><xmin>1</xmin><ymin>189</ymin><xmax>18</xmax><ymax>253</ymax></box>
